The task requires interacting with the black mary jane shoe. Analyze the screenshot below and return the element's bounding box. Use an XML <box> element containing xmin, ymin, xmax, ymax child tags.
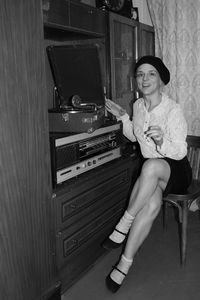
<box><xmin>106</xmin><ymin>267</ymin><xmax>127</xmax><ymax>293</ymax></box>
<box><xmin>102</xmin><ymin>238</ymin><xmax>123</xmax><ymax>250</ymax></box>
<box><xmin>102</xmin><ymin>229</ymin><xmax>127</xmax><ymax>250</ymax></box>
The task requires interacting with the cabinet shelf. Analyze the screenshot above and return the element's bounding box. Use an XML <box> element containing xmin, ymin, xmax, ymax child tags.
<box><xmin>43</xmin><ymin>0</ymin><xmax>107</xmax><ymax>38</ymax></box>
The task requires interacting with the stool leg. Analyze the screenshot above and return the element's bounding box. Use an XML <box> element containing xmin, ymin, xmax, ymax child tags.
<box><xmin>181</xmin><ymin>201</ymin><xmax>188</xmax><ymax>265</ymax></box>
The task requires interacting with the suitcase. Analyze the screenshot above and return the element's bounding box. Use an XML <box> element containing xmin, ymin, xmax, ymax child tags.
<box><xmin>48</xmin><ymin>106</ymin><xmax>105</xmax><ymax>133</ymax></box>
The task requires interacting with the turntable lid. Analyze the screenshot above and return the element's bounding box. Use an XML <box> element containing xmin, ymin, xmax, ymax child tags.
<box><xmin>47</xmin><ymin>44</ymin><xmax>105</xmax><ymax>108</ymax></box>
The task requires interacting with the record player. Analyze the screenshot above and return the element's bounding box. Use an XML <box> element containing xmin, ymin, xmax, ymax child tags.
<box><xmin>47</xmin><ymin>44</ymin><xmax>105</xmax><ymax>134</ymax></box>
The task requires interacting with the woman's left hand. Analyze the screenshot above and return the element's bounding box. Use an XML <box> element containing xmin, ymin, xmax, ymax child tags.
<box><xmin>145</xmin><ymin>125</ymin><xmax>164</xmax><ymax>146</ymax></box>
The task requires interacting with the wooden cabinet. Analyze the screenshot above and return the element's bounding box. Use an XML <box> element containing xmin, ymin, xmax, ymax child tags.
<box><xmin>42</xmin><ymin>3</ymin><xmax>153</xmax><ymax>295</ymax></box>
<box><xmin>109</xmin><ymin>12</ymin><xmax>138</xmax><ymax>117</ymax></box>
<box><xmin>136</xmin><ymin>22</ymin><xmax>155</xmax><ymax>99</ymax></box>
<box><xmin>42</xmin><ymin>2</ymin><xmax>143</xmax><ymax>293</ymax></box>
<box><xmin>43</xmin><ymin>0</ymin><xmax>70</xmax><ymax>28</ymax></box>
<box><xmin>70</xmin><ymin>1</ymin><xmax>106</xmax><ymax>35</ymax></box>
<box><xmin>108</xmin><ymin>13</ymin><xmax>154</xmax><ymax>117</ymax></box>
<box><xmin>0</xmin><ymin>1</ymin><xmax>153</xmax><ymax>299</ymax></box>
<box><xmin>138</xmin><ymin>22</ymin><xmax>155</xmax><ymax>57</ymax></box>
<box><xmin>43</xmin><ymin>0</ymin><xmax>106</xmax><ymax>37</ymax></box>
<box><xmin>43</xmin><ymin>1</ymin><xmax>108</xmax><ymax>109</ymax></box>
<box><xmin>53</xmin><ymin>155</ymin><xmax>141</xmax><ymax>291</ymax></box>
<box><xmin>0</xmin><ymin>1</ymin><xmax>58</xmax><ymax>300</ymax></box>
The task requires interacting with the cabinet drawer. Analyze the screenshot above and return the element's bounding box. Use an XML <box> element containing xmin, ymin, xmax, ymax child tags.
<box><xmin>58</xmin><ymin>169</ymin><xmax>130</xmax><ymax>225</ymax></box>
<box><xmin>43</xmin><ymin>0</ymin><xmax>70</xmax><ymax>28</ymax></box>
<box><xmin>70</xmin><ymin>2</ymin><xmax>106</xmax><ymax>35</ymax></box>
<box><xmin>59</xmin><ymin>184</ymin><xmax>129</xmax><ymax>237</ymax></box>
<box><xmin>56</xmin><ymin>201</ymin><xmax>124</xmax><ymax>267</ymax></box>
<box><xmin>54</xmin><ymin>159</ymin><xmax>135</xmax><ymax>230</ymax></box>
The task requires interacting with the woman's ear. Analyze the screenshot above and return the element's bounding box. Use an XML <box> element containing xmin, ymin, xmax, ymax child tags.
<box><xmin>159</xmin><ymin>79</ymin><xmax>164</xmax><ymax>90</ymax></box>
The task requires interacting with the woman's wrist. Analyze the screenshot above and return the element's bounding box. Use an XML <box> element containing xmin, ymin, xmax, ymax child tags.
<box><xmin>119</xmin><ymin>108</ymin><xmax>126</xmax><ymax>117</ymax></box>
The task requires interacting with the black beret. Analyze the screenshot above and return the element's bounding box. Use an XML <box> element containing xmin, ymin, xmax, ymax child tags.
<box><xmin>134</xmin><ymin>55</ymin><xmax>170</xmax><ymax>85</ymax></box>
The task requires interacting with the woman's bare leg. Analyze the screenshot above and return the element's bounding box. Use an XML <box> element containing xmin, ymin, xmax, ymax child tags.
<box><xmin>127</xmin><ymin>158</ymin><xmax>170</xmax><ymax>216</ymax></box>
<box><xmin>124</xmin><ymin>186</ymin><xmax>163</xmax><ymax>259</ymax></box>
<box><xmin>107</xmin><ymin>159</ymin><xmax>171</xmax><ymax>288</ymax></box>
<box><xmin>107</xmin><ymin>159</ymin><xmax>170</xmax><ymax>245</ymax></box>
<box><xmin>107</xmin><ymin>180</ymin><xmax>140</xmax><ymax>244</ymax></box>
<box><xmin>110</xmin><ymin>186</ymin><xmax>163</xmax><ymax>285</ymax></box>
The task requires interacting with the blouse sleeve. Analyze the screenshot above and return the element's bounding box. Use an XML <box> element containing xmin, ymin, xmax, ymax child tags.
<box><xmin>117</xmin><ymin>113</ymin><xmax>137</xmax><ymax>142</ymax></box>
<box><xmin>156</xmin><ymin>105</ymin><xmax>188</xmax><ymax>160</ymax></box>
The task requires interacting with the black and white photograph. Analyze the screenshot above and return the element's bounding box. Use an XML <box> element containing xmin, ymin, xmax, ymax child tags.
<box><xmin>1</xmin><ymin>1</ymin><xmax>200</xmax><ymax>300</ymax></box>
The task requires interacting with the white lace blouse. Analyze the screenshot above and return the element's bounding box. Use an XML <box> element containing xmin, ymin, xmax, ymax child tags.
<box><xmin>119</xmin><ymin>93</ymin><xmax>188</xmax><ymax>160</ymax></box>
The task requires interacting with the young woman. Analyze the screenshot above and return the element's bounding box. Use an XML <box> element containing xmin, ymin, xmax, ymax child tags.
<box><xmin>103</xmin><ymin>56</ymin><xmax>192</xmax><ymax>293</ymax></box>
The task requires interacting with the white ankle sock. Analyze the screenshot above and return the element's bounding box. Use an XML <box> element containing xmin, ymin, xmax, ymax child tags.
<box><xmin>110</xmin><ymin>255</ymin><xmax>133</xmax><ymax>285</ymax></box>
<box><xmin>109</xmin><ymin>210</ymin><xmax>135</xmax><ymax>243</ymax></box>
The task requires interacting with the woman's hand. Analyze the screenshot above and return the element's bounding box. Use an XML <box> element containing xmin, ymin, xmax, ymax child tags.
<box><xmin>105</xmin><ymin>99</ymin><xmax>126</xmax><ymax>118</ymax></box>
<box><xmin>145</xmin><ymin>125</ymin><xmax>164</xmax><ymax>146</ymax></box>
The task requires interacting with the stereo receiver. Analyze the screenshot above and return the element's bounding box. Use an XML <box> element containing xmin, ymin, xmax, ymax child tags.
<box><xmin>50</xmin><ymin>122</ymin><xmax>123</xmax><ymax>186</ymax></box>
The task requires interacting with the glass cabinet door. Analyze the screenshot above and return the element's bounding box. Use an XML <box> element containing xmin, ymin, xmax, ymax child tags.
<box><xmin>138</xmin><ymin>23</ymin><xmax>155</xmax><ymax>57</ymax></box>
<box><xmin>109</xmin><ymin>12</ymin><xmax>138</xmax><ymax>117</ymax></box>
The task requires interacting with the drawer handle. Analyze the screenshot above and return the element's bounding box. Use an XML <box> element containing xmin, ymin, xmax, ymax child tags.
<box><xmin>70</xmin><ymin>204</ymin><xmax>77</xmax><ymax>209</ymax></box>
<box><xmin>72</xmin><ymin>239</ymin><xmax>78</xmax><ymax>245</ymax></box>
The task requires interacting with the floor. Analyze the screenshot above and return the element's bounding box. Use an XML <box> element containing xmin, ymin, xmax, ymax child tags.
<box><xmin>62</xmin><ymin>208</ymin><xmax>200</xmax><ymax>300</ymax></box>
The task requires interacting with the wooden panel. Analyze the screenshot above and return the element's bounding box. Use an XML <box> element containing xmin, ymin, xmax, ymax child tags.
<box><xmin>138</xmin><ymin>23</ymin><xmax>155</xmax><ymax>57</ymax></box>
<box><xmin>59</xmin><ymin>183</ymin><xmax>129</xmax><ymax>236</ymax></box>
<box><xmin>43</xmin><ymin>0</ymin><xmax>106</xmax><ymax>37</ymax></box>
<box><xmin>58</xmin><ymin>156</ymin><xmax>141</xmax><ymax>292</ymax></box>
<box><xmin>57</xmin><ymin>201</ymin><xmax>125</xmax><ymax>267</ymax></box>
<box><xmin>59</xmin><ymin>225</ymin><xmax>111</xmax><ymax>292</ymax></box>
<box><xmin>54</xmin><ymin>157</ymin><xmax>135</xmax><ymax>229</ymax></box>
<box><xmin>0</xmin><ymin>1</ymin><xmax>56</xmax><ymax>300</ymax></box>
<box><xmin>54</xmin><ymin>156</ymin><xmax>141</xmax><ymax>282</ymax></box>
<box><xmin>109</xmin><ymin>12</ymin><xmax>138</xmax><ymax>116</ymax></box>
<box><xmin>58</xmin><ymin>169</ymin><xmax>130</xmax><ymax>226</ymax></box>
<box><xmin>43</xmin><ymin>0</ymin><xmax>70</xmax><ymax>28</ymax></box>
<box><xmin>70</xmin><ymin>1</ymin><xmax>106</xmax><ymax>35</ymax></box>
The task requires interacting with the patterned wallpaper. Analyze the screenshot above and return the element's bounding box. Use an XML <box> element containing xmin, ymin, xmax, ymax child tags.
<box><xmin>147</xmin><ymin>0</ymin><xmax>200</xmax><ymax>135</ymax></box>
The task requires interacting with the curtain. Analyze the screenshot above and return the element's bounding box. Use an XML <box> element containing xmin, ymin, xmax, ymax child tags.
<box><xmin>147</xmin><ymin>0</ymin><xmax>200</xmax><ymax>135</ymax></box>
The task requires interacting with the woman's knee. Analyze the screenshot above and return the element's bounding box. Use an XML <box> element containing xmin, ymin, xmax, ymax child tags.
<box><xmin>141</xmin><ymin>158</ymin><xmax>170</xmax><ymax>179</ymax></box>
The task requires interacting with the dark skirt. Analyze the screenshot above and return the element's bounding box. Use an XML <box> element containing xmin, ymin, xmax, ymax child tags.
<box><xmin>162</xmin><ymin>156</ymin><xmax>192</xmax><ymax>196</ymax></box>
<box><xmin>142</xmin><ymin>156</ymin><xmax>192</xmax><ymax>196</ymax></box>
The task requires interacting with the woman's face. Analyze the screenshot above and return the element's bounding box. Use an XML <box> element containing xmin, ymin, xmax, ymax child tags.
<box><xmin>135</xmin><ymin>63</ymin><xmax>163</xmax><ymax>96</ymax></box>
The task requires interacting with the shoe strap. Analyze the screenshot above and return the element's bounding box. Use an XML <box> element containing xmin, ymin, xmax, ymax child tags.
<box><xmin>114</xmin><ymin>228</ymin><xmax>127</xmax><ymax>236</ymax></box>
<box><xmin>114</xmin><ymin>267</ymin><xmax>127</xmax><ymax>277</ymax></box>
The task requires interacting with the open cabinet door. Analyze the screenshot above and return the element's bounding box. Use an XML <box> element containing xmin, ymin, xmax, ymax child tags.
<box><xmin>109</xmin><ymin>12</ymin><xmax>138</xmax><ymax>117</ymax></box>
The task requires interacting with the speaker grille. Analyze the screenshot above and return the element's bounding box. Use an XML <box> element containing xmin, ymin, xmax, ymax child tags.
<box><xmin>56</xmin><ymin>144</ymin><xmax>78</xmax><ymax>169</ymax></box>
